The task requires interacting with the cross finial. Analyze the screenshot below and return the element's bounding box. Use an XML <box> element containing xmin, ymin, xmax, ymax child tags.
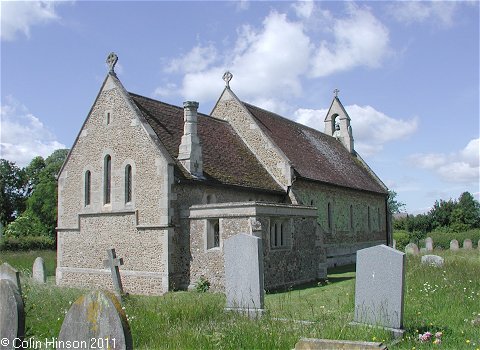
<box><xmin>106</xmin><ymin>52</ymin><xmax>118</xmax><ymax>74</ymax></box>
<box><xmin>223</xmin><ymin>71</ymin><xmax>233</xmax><ymax>88</ymax></box>
<box><xmin>334</xmin><ymin>88</ymin><xmax>340</xmax><ymax>97</ymax></box>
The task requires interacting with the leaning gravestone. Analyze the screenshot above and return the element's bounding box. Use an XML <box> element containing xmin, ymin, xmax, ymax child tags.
<box><xmin>0</xmin><ymin>263</ymin><xmax>21</xmax><ymax>294</ymax></box>
<box><xmin>58</xmin><ymin>290</ymin><xmax>133</xmax><ymax>350</ymax></box>
<box><xmin>104</xmin><ymin>248</ymin><xmax>125</xmax><ymax>302</ymax></box>
<box><xmin>32</xmin><ymin>257</ymin><xmax>46</xmax><ymax>284</ymax></box>
<box><xmin>0</xmin><ymin>279</ymin><xmax>25</xmax><ymax>349</ymax></box>
<box><xmin>463</xmin><ymin>239</ymin><xmax>473</xmax><ymax>250</ymax></box>
<box><xmin>421</xmin><ymin>255</ymin><xmax>444</xmax><ymax>267</ymax></box>
<box><xmin>450</xmin><ymin>239</ymin><xmax>459</xmax><ymax>251</ymax></box>
<box><xmin>353</xmin><ymin>245</ymin><xmax>405</xmax><ymax>337</ymax></box>
<box><xmin>405</xmin><ymin>243</ymin><xmax>419</xmax><ymax>256</ymax></box>
<box><xmin>425</xmin><ymin>237</ymin><xmax>433</xmax><ymax>252</ymax></box>
<box><xmin>224</xmin><ymin>233</ymin><xmax>264</xmax><ymax>316</ymax></box>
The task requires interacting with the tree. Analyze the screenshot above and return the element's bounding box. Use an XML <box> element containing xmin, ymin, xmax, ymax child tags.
<box><xmin>387</xmin><ymin>190</ymin><xmax>406</xmax><ymax>214</ymax></box>
<box><xmin>451</xmin><ymin>192</ymin><xmax>480</xmax><ymax>231</ymax></box>
<box><xmin>0</xmin><ymin>159</ymin><xmax>27</xmax><ymax>227</ymax></box>
<box><xmin>429</xmin><ymin>199</ymin><xmax>456</xmax><ymax>229</ymax></box>
<box><xmin>25</xmin><ymin>149</ymin><xmax>68</xmax><ymax>238</ymax></box>
<box><xmin>24</xmin><ymin>156</ymin><xmax>46</xmax><ymax>195</ymax></box>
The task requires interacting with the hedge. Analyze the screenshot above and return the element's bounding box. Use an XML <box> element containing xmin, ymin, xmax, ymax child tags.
<box><xmin>0</xmin><ymin>235</ymin><xmax>56</xmax><ymax>251</ymax></box>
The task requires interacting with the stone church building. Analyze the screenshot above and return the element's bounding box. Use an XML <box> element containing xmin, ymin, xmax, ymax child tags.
<box><xmin>56</xmin><ymin>54</ymin><xmax>390</xmax><ymax>295</ymax></box>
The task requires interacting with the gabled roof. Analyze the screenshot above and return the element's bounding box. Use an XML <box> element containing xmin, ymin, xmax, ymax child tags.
<box><xmin>243</xmin><ymin>103</ymin><xmax>388</xmax><ymax>195</ymax></box>
<box><xmin>129</xmin><ymin>93</ymin><xmax>283</xmax><ymax>193</ymax></box>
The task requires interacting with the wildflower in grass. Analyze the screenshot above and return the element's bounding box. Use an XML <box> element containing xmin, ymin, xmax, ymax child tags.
<box><xmin>433</xmin><ymin>338</ymin><xmax>441</xmax><ymax>345</ymax></box>
<box><xmin>435</xmin><ymin>332</ymin><xmax>443</xmax><ymax>338</ymax></box>
<box><xmin>466</xmin><ymin>340</ymin><xmax>471</xmax><ymax>344</ymax></box>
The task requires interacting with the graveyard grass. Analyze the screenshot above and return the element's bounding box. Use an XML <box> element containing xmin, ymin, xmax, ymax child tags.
<box><xmin>1</xmin><ymin>249</ymin><xmax>479</xmax><ymax>349</ymax></box>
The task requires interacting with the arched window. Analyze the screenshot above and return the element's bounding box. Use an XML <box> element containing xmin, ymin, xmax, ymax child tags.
<box><xmin>125</xmin><ymin>164</ymin><xmax>132</xmax><ymax>203</ymax></box>
<box><xmin>104</xmin><ymin>155</ymin><xmax>111</xmax><ymax>204</ymax></box>
<box><xmin>84</xmin><ymin>170</ymin><xmax>91</xmax><ymax>206</ymax></box>
<box><xmin>377</xmin><ymin>207</ymin><xmax>381</xmax><ymax>230</ymax></box>
<box><xmin>367</xmin><ymin>206</ymin><xmax>371</xmax><ymax>231</ymax></box>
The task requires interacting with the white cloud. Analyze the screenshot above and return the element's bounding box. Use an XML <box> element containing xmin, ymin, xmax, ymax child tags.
<box><xmin>293</xmin><ymin>104</ymin><xmax>418</xmax><ymax>156</ymax></box>
<box><xmin>0</xmin><ymin>96</ymin><xmax>66</xmax><ymax>167</ymax></box>
<box><xmin>0</xmin><ymin>1</ymin><xmax>64</xmax><ymax>41</ymax></box>
<box><xmin>311</xmin><ymin>3</ymin><xmax>390</xmax><ymax>77</ymax></box>
<box><xmin>157</xmin><ymin>4</ymin><xmax>391</xmax><ymax>114</ymax></box>
<box><xmin>408</xmin><ymin>138</ymin><xmax>480</xmax><ymax>184</ymax></box>
<box><xmin>388</xmin><ymin>1</ymin><xmax>461</xmax><ymax>27</ymax></box>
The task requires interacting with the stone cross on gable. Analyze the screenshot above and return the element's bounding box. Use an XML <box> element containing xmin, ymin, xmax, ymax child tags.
<box><xmin>334</xmin><ymin>88</ymin><xmax>340</xmax><ymax>97</ymax></box>
<box><xmin>106</xmin><ymin>52</ymin><xmax>118</xmax><ymax>74</ymax></box>
<box><xmin>223</xmin><ymin>71</ymin><xmax>233</xmax><ymax>88</ymax></box>
<box><xmin>104</xmin><ymin>248</ymin><xmax>124</xmax><ymax>301</ymax></box>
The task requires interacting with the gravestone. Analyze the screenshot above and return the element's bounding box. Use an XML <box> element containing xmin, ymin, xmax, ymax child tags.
<box><xmin>224</xmin><ymin>233</ymin><xmax>264</xmax><ymax>316</ymax></box>
<box><xmin>421</xmin><ymin>255</ymin><xmax>444</xmax><ymax>267</ymax></box>
<box><xmin>404</xmin><ymin>243</ymin><xmax>419</xmax><ymax>256</ymax></box>
<box><xmin>425</xmin><ymin>237</ymin><xmax>433</xmax><ymax>252</ymax></box>
<box><xmin>353</xmin><ymin>245</ymin><xmax>405</xmax><ymax>336</ymax></box>
<box><xmin>32</xmin><ymin>257</ymin><xmax>46</xmax><ymax>284</ymax></box>
<box><xmin>58</xmin><ymin>290</ymin><xmax>132</xmax><ymax>350</ymax></box>
<box><xmin>463</xmin><ymin>239</ymin><xmax>472</xmax><ymax>250</ymax></box>
<box><xmin>0</xmin><ymin>279</ymin><xmax>25</xmax><ymax>349</ymax></box>
<box><xmin>478</xmin><ymin>239</ymin><xmax>480</xmax><ymax>250</ymax></box>
<box><xmin>450</xmin><ymin>239</ymin><xmax>459</xmax><ymax>251</ymax></box>
<box><xmin>104</xmin><ymin>248</ymin><xmax>124</xmax><ymax>301</ymax></box>
<box><xmin>392</xmin><ymin>239</ymin><xmax>396</xmax><ymax>250</ymax></box>
<box><xmin>295</xmin><ymin>338</ymin><xmax>387</xmax><ymax>350</ymax></box>
<box><xmin>0</xmin><ymin>263</ymin><xmax>21</xmax><ymax>294</ymax></box>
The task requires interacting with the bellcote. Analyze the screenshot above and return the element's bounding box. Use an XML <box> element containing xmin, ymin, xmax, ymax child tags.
<box><xmin>324</xmin><ymin>90</ymin><xmax>355</xmax><ymax>154</ymax></box>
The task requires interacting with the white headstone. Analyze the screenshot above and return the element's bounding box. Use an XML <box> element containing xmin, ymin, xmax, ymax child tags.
<box><xmin>224</xmin><ymin>233</ymin><xmax>264</xmax><ymax>316</ymax></box>
<box><xmin>421</xmin><ymin>255</ymin><xmax>444</xmax><ymax>267</ymax></box>
<box><xmin>0</xmin><ymin>279</ymin><xmax>25</xmax><ymax>349</ymax></box>
<box><xmin>0</xmin><ymin>263</ymin><xmax>21</xmax><ymax>294</ymax></box>
<box><xmin>450</xmin><ymin>239</ymin><xmax>459</xmax><ymax>251</ymax></box>
<box><xmin>425</xmin><ymin>237</ymin><xmax>433</xmax><ymax>252</ymax></box>
<box><xmin>32</xmin><ymin>257</ymin><xmax>46</xmax><ymax>284</ymax></box>
<box><xmin>463</xmin><ymin>239</ymin><xmax>472</xmax><ymax>250</ymax></box>
<box><xmin>405</xmin><ymin>243</ymin><xmax>419</xmax><ymax>256</ymax></box>
<box><xmin>354</xmin><ymin>245</ymin><xmax>405</xmax><ymax>332</ymax></box>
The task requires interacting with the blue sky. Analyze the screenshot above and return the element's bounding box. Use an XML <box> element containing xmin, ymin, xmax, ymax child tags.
<box><xmin>1</xmin><ymin>1</ymin><xmax>479</xmax><ymax>214</ymax></box>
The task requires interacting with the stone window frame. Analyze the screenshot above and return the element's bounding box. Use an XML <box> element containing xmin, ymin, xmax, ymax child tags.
<box><xmin>350</xmin><ymin>204</ymin><xmax>354</xmax><ymax>231</ymax></box>
<box><xmin>125</xmin><ymin>164</ymin><xmax>132</xmax><ymax>204</ymax></box>
<box><xmin>203</xmin><ymin>192</ymin><xmax>217</xmax><ymax>204</ymax></box>
<box><xmin>105</xmin><ymin>110</ymin><xmax>113</xmax><ymax>126</ymax></box>
<box><xmin>103</xmin><ymin>154</ymin><xmax>112</xmax><ymax>205</ymax></box>
<box><xmin>205</xmin><ymin>218</ymin><xmax>221</xmax><ymax>251</ymax></box>
<box><xmin>377</xmin><ymin>207</ymin><xmax>381</xmax><ymax>231</ymax></box>
<box><xmin>367</xmin><ymin>206</ymin><xmax>371</xmax><ymax>232</ymax></box>
<box><xmin>269</xmin><ymin>217</ymin><xmax>292</xmax><ymax>250</ymax></box>
<box><xmin>84</xmin><ymin>170</ymin><xmax>91</xmax><ymax>207</ymax></box>
<box><xmin>327</xmin><ymin>202</ymin><xmax>333</xmax><ymax>231</ymax></box>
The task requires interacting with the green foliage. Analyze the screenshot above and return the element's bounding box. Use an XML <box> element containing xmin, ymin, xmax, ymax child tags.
<box><xmin>393</xmin><ymin>230</ymin><xmax>410</xmax><ymax>251</ymax></box>
<box><xmin>0</xmin><ymin>159</ymin><xmax>27</xmax><ymax>226</ymax></box>
<box><xmin>387</xmin><ymin>190</ymin><xmax>406</xmax><ymax>214</ymax></box>
<box><xmin>0</xmin><ymin>249</ymin><xmax>56</xmax><ymax>276</ymax></box>
<box><xmin>195</xmin><ymin>276</ymin><xmax>211</xmax><ymax>293</ymax></box>
<box><xmin>4</xmin><ymin>210</ymin><xmax>48</xmax><ymax>237</ymax></box>
<box><xmin>0</xmin><ymin>235</ymin><xmax>56</xmax><ymax>251</ymax></box>
<box><xmin>427</xmin><ymin>229</ymin><xmax>480</xmax><ymax>250</ymax></box>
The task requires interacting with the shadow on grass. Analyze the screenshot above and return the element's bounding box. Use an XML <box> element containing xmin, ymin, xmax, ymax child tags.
<box><xmin>266</xmin><ymin>264</ymin><xmax>357</xmax><ymax>294</ymax></box>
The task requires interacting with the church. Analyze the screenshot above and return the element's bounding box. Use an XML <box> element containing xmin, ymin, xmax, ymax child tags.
<box><xmin>56</xmin><ymin>53</ymin><xmax>390</xmax><ymax>295</ymax></box>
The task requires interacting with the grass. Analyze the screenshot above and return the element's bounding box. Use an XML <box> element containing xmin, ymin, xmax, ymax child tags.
<box><xmin>0</xmin><ymin>249</ymin><xmax>56</xmax><ymax>279</ymax></box>
<box><xmin>1</xmin><ymin>248</ymin><xmax>479</xmax><ymax>349</ymax></box>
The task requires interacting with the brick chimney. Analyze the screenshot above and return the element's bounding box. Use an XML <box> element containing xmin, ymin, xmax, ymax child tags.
<box><xmin>178</xmin><ymin>101</ymin><xmax>203</xmax><ymax>177</ymax></box>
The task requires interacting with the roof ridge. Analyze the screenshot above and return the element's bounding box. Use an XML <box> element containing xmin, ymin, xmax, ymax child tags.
<box><xmin>242</xmin><ymin>101</ymin><xmax>332</xmax><ymax>138</ymax></box>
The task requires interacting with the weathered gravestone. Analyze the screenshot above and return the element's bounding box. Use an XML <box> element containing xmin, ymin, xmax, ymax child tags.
<box><xmin>405</xmin><ymin>243</ymin><xmax>419</xmax><ymax>256</ymax></box>
<box><xmin>0</xmin><ymin>263</ymin><xmax>21</xmax><ymax>294</ymax></box>
<box><xmin>294</xmin><ymin>338</ymin><xmax>387</xmax><ymax>350</ymax></box>
<box><xmin>463</xmin><ymin>239</ymin><xmax>473</xmax><ymax>250</ymax></box>
<box><xmin>421</xmin><ymin>255</ymin><xmax>444</xmax><ymax>267</ymax></box>
<box><xmin>450</xmin><ymin>239</ymin><xmax>459</xmax><ymax>251</ymax></box>
<box><xmin>353</xmin><ymin>245</ymin><xmax>405</xmax><ymax>337</ymax></box>
<box><xmin>0</xmin><ymin>279</ymin><xmax>25</xmax><ymax>349</ymax></box>
<box><xmin>32</xmin><ymin>257</ymin><xmax>46</xmax><ymax>284</ymax></box>
<box><xmin>425</xmin><ymin>237</ymin><xmax>433</xmax><ymax>252</ymax></box>
<box><xmin>478</xmin><ymin>239</ymin><xmax>480</xmax><ymax>250</ymax></box>
<box><xmin>58</xmin><ymin>290</ymin><xmax>132</xmax><ymax>350</ymax></box>
<box><xmin>104</xmin><ymin>248</ymin><xmax>124</xmax><ymax>301</ymax></box>
<box><xmin>392</xmin><ymin>239</ymin><xmax>396</xmax><ymax>250</ymax></box>
<box><xmin>224</xmin><ymin>233</ymin><xmax>264</xmax><ymax>316</ymax></box>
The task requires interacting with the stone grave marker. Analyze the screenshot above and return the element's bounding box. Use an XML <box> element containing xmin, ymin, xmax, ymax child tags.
<box><xmin>32</xmin><ymin>257</ymin><xmax>46</xmax><ymax>284</ymax></box>
<box><xmin>421</xmin><ymin>255</ymin><xmax>444</xmax><ymax>267</ymax></box>
<box><xmin>478</xmin><ymin>239</ymin><xmax>480</xmax><ymax>250</ymax></box>
<box><xmin>224</xmin><ymin>233</ymin><xmax>264</xmax><ymax>316</ymax></box>
<box><xmin>294</xmin><ymin>338</ymin><xmax>387</xmax><ymax>350</ymax></box>
<box><xmin>0</xmin><ymin>279</ymin><xmax>25</xmax><ymax>349</ymax></box>
<box><xmin>425</xmin><ymin>237</ymin><xmax>433</xmax><ymax>252</ymax></box>
<box><xmin>450</xmin><ymin>239</ymin><xmax>459</xmax><ymax>251</ymax></box>
<box><xmin>0</xmin><ymin>263</ymin><xmax>21</xmax><ymax>294</ymax></box>
<box><xmin>58</xmin><ymin>290</ymin><xmax>132</xmax><ymax>350</ymax></box>
<box><xmin>104</xmin><ymin>248</ymin><xmax>124</xmax><ymax>301</ymax></box>
<box><xmin>404</xmin><ymin>243</ymin><xmax>419</xmax><ymax>256</ymax></box>
<box><xmin>353</xmin><ymin>245</ymin><xmax>405</xmax><ymax>336</ymax></box>
<box><xmin>392</xmin><ymin>239</ymin><xmax>396</xmax><ymax>250</ymax></box>
<box><xmin>463</xmin><ymin>239</ymin><xmax>472</xmax><ymax>250</ymax></box>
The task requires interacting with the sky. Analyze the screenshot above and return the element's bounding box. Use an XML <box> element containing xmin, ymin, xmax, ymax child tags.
<box><xmin>1</xmin><ymin>0</ymin><xmax>479</xmax><ymax>214</ymax></box>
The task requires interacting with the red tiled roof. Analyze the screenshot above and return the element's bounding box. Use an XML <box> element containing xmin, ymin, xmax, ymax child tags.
<box><xmin>244</xmin><ymin>103</ymin><xmax>387</xmax><ymax>194</ymax></box>
<box><xmin>129</xmin><ymin>93</ymin><xmax>283</xmax><ymax>193</ymax></box>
